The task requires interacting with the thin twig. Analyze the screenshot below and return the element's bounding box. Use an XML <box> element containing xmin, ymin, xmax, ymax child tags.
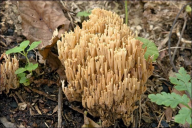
<box><xmin>11</xmin><ymin>93</ymin><xmax>19</xmax><ymax>104</ymax></box>
<box><xmin>139</xmin><ymin>99</ymin><xmax>141</xmax><ymax>128</ymax></box>
<box><xmin>168</xmin><ymin>3</ymin><xmax>190</xmax><ymax>73</ymax></box>
<box><xmin>172</xmin><ymin>13</ymin><xmax>187</xmax><ymax>62</ymax></box>
<box><xmin>157</xmin><ymin>113</ymin><xmax>165</xmax><ymax>128</ymax></box>
<box><xmin>15</xmin><ymin>91</ymin><xmax>25</xmax><ymax>103</ymax></box>
<box><xmin>28</xmin><ymin>87</ymin><xmax>57</xmax><ymax>102</ymax></box>
<box><xmin>124</xmin><ymin>0</ymin><xmax>128</xmax><ymax>25</ymax></box>
<box><xmin>159</xmin><ymin>46</ymin><xmax>191</xmax><ymax>52</ymax></box>
<box><xmin>58</xmin><ymin>86</ymin><xmax>63</xmax><ymax>128</ymax></box>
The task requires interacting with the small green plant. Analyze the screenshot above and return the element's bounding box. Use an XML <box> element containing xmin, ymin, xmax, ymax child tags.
<box><xmin>6</xmin><ymin>40</ymin><xmax>41</xmax><ymax>86</ymax></box>
<box><xmin>186</xmin><ymin>5</ymin><xmax>192</xmax><ymax>13</ymax></box>
<box><xmin>77</xmin><ymin>10</ymin><xmax>91</xmax><ymax>17</ymax></box>
<box><xmin>136</xmin><ymin>37</ymin><xmax>159</xmax><ymax>61</ymax></box>
<box><xmin>148</xmin><ymin>67</ymin><xmax>192</xmax><ymax>125</ymax></box>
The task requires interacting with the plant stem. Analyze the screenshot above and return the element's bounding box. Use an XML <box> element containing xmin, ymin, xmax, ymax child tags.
<box><xmin>125</xmin><ymin>0</ymin><xmax>128</xmax><ymax>25</ymax></box>
<box><xmin>20</xmin><ymin>51</ymin><xmax>30</xmax><ymax>64</ymax></box>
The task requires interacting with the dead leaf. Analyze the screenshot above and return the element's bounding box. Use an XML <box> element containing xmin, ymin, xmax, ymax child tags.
<box><xmin>46</xmin><ymin>52</ymin><xmax>61</xmax><ymax>71</ymax></box>
<box><xmin>0</xmin><ymin>117</ymin><xmax>17</xmax><ymax>128</ymax></box>
<box><xmin>29</xmin><ymin>108</ymin><xmax>36</xmax><ymax>116</ymax></box>
<box><xmin>42</xmin><ymin>108</ymin><xmax>49</xmax><ymax>114</ymax></box>
<box><xmin>141</xmin><ymin>113</ymin><xmax>152</xmax><ymax>123</ymax></box>
<box><xmin>34</xmin><ymin>104</ymin><xmax>42</xmax><ymax>115</ymax></box>
<box><xmin>159</xmin><ymin>50</ymin><xmax>167</xmax><ymax>60</ymax></box>
<box><xmin>158</xmin><ymin>35</ymin><xmax>169</xmax><ymax>50</ymax></box>
<box><xmin>164</xmin><ymin>107</ymin><xmax>173</xmax><ymax>122</ymax></box>
<box><xmin>38</xmin><ymin>30</ymin><xmax>60</xmax><ymax>60</ymax></box>
<box><xmin>52</xmin><ymin>105</ymin><xmax>58</xmax><ymax>114</ymax></box>
<box><xmin>69</xmin><ymin>105</ymin><xmax>84</xmax><ymax>114</ymax></box>
<box><xmin>33</xmin><ymin>79</ymin><xmax>57</xmax><ymax>87</ymax></box>
<box><xmin>18</xmin><ymin>102</ymin><xmax>27</xmax><ymax>111</ymax></box>
<box><xmin>17</xmin><ymin>123</ymin><xmax>25</xmax><ymax>128</ymax></box>
<box><xmin>56</xmin><ymin>64</ymin><xmax>66</xmax><ymax>81</ymax></box>
<box><xmin>82</xmin><ymin>111</ymin><xmax>101</xmax><ymax>128</ymax></box>
<box><xmin>18</xmin><ymin>1</ymin><xmax>70</xmax><ymax>49</ymax></box>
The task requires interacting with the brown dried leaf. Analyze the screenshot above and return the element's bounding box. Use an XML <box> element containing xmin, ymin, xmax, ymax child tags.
<box><xmin>0</xmin><ymin>117</ymin><xmax>16</xmax><ymax>128</ymax></box>
<box><xmin>18</xmin><ymin>1</ymin><xmax>70</xmax><ymax>56</ymax></box>
<box><xmin>46</xmin><ymin>52</ymin><xmax>61</xmax><ymax>71</ymax></box>
<box><xmin>82</xmin><ymin>111</ymin><xmax>101</xmax><ymax>128</ymax></box>
<box><xmin>52</xmin><ymin>105</ymin><xmax>58</xmax><ymax>114</ymax></box>
<box><xmin>164</xmin><ymin>107</ymin><xmax>173</xmax><ymax>122</ymax></box>
<box><xmin>18</xmin><ymin>102</ymin><xmax>27</xmax><ymax>111</ymax></box>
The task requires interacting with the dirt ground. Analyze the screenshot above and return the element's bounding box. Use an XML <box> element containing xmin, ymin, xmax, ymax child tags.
<box><xmin>0</xmin><ymin>1</ymin><xmax>191</xmax><ymax>128</ymax></box>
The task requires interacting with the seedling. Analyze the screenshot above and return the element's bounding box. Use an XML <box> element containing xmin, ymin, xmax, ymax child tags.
<box><xmin>148</xmin><ymin>67</ymin><xmax>192</xmax><ymax>125</ymax></box>
<box><xmin>77</xmin><ymin>10</ymin><xmax>91</xmax><ymax>17</ymax></box>
<box><xmin>6</xmin><ymin>40</ymin><xmax>41</xmax><ymax>86</ymax></box>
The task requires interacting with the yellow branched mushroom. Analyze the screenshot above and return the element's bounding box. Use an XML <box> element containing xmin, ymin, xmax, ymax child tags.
<box><xmin>0</xmin><ymin>53</ymin><xmax>19</xmax><ymax>94</ymax></box>
<box><xmin>57</xmin><ymin>8</ymin><xmax>154</xmax><ymax>126</ymax></box>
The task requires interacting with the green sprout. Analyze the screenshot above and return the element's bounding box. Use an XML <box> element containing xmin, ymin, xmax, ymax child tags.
<box><xmin>6</xmin><ymin>40</ymin><xmax>41</xmax><ymax>86</ymax></box>
<box><xmin>148</xmin><ymin>67</ymin><xmax>192</xmax><ymax>125</ymax></box>
<box><xmin>77</xmin><ymin>10</ymin><xmax>91</xmax><ymax>17</ymax></box>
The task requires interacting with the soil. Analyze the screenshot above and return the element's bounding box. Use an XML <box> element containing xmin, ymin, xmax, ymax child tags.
<box><xmin>0</xmin><ymin>1</ymin><xmax>191</xmax><ymax>128</ymax></box>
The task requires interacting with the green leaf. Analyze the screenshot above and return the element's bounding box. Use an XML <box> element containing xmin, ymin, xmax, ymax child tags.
<box><xmin>15</xmin><ymin>68</ymin><xmax>27</xmax><ymax>74</ymax></box>
<box><xmin>25</xmin><ymin>63</ymin><xmax>38</xmax><ymax>71</ymax></box>
<box><xmin>23</xmin><ymin>81</ymin><xmax>30</xmax><ymax>86</ymax></box>
<box><xmin>148</xmin><ymin>92</ymin><xmax>190</xmax><ymax>108</ymax></box>
<box><xmin>20</xmin><ymin>76</ymin><xmax>28</xmax><ymax>84</ymax></box>
<box><xmin>17</xmin><ymin>73</ymin><xmax>30</xmax><ymax>85</ymax></box>
<box><xmin>175</xmin><ymin>107</ymin><xmax>192</xmax><ymax>124</ymax></box>
<box><xmin>19</xmin><ymin>40</ymin><xmax>30</xmax><ymax>50</ymax></box>
<box><xmin>6</xmin><ymin>47</ymin><xmax>23</xmax><ymax>54</ymax></box>
<box><xmin>17</xmin><ymin>73</ymin><xmax>26</xmax><ymax>78</ymax></box>
<box><xmin>169</xmin><ymin>67</ymin><xmax>191</xmax><ymax>97</ymax></box>
<box><xmin>27</xmin><ymin>41</ymin><xmax>41</xmax><ymax>51</ymax></box>
<box><xmin>186</xmin><ymin>5</ymin><xmax>192</xmax><ymax>13</ymax></box>
<box><xmin>77</xmin><ymin>11</ymin><xmax>91</xmax><ymax>17</ymax></box>
<box><xmin>136</xmin><ymin>37</ymin><xmax>159</xmax><ymax>61</ymax></box>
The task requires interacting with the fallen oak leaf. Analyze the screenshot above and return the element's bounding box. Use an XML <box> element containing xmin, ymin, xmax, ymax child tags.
<box><xmin>38</xmin><ymin>28</ymin><xmax>60</xmax><ymax>60</ymax></box>
<box><xmin>18</xmin><ymin>1</ymin><xmax>70</xmax><ymax>57</ymax></box>
<box><xmin>18</xmin><ymin>1</ymin><xmax>69</xmax><ymax>82</ymax></box>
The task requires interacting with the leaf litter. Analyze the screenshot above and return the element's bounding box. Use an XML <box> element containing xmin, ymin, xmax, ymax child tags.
<box><xmin>0</xmin><ymin>1</ymin><xmax>191</xmax><ymax>128</ymax></box>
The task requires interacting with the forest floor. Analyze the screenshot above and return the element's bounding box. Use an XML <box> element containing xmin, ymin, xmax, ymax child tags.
<box><xmin>0</xmin><ymin>1</ymin><xmax>191</xmax><ymax>128</ymax></box>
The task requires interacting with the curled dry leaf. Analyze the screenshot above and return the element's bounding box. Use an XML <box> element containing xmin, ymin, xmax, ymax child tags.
<box><xmin>18</xmin><ymin>102</ymin><xmax>27</xmax><ymax>111</ymax></box>
<box><xmin>18</xmin><ymin>1</ymin><xmax>70</xmax><ymax>57</ymax></box>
